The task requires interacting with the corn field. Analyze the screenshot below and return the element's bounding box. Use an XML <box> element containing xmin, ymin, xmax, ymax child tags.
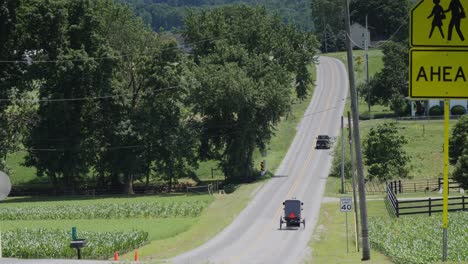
<box><xmin>0</xmin><ymin>200</ymin><xmax>209</xmax><ymax>220</ymax></box>
<box><xmin>2</xmin><ymin>228</ymin><xmax>148</xmax><ymax>259</ymax></box>
<box><xmin>369</xmin><ymin>212</ymin><xmax>468</xmax><ymax>264</ymax></box>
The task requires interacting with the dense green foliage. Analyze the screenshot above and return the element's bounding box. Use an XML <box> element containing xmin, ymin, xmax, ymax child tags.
<box><xmin>0</xmin><ymin>1</ymin><xmax>316</xmax><ymax>191</ymax></box>
<box><xmin>117</xmin><ymin>0</ymin><xmax>313</xmax><ymax>32</ymax></box>
<box><xmin>311</xmin><ymin>0</ymin><xmax>411</xmax><ymax>52</ymax></box>
<box><xmin>449</xmin><ymin>115</ymin><xmax>468</xmax><ymax>164</ymax></box>
<box><xmin>452</xmin><ymin>145</ymin><xmax>468</xmax><ymax>189</ymax></box>
<box><xmin>310</xmin><ymin>0</ymin><xmax>345</xmax><ymax>53</ymax></box>
<box><xmin>363</xmin><ymin>41</ymin><xmax>409</xmax><ymax>116</ymax></box>
<box><xmin>0</xmin><ymin>0</ymin><xmax>25</xmax><ymax>173</ymax></box>
<box><xmin>3</xmin><ymin>228</ymin><xmax>147</xmax><ymax>259</ymax></box>
<box><xmin>450</xmin><ymin>115</ymin><xmax>468</xmax><ymax>188</ymax></box>
<box><xmin>0</xmin><ymin>200</ymin><xmax>209</xmax><ymax>220</ymax></box>
<box><xmin>350</xmin><ymin>0</ymin><xmax>411</xmax><ymax>42</ymax></box>
<box><xmin>183</xmin><ymin>5</ymin><xmax>318</xmax><ymax>182</ymax></box>
<box><xmin>451</xmin><ymin>105</ymin><xmax>467</xmax><ymax>115</ymax></box>
<box><xmin>369</xmin><ymin>212</ymin><xmax>468</xmax><ymax>263</ymax></box>
<box><xmin>363</xmin><ymin>122</ymin><xmax>411</xmax><ymax>181</ymax></box>
<box><xmin>429</xmin><ymin>105</ymin><xmax>443</xmax><ymax>116</ymax></box>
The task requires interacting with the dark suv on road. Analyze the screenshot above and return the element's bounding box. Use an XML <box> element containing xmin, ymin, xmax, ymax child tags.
<box><xmin>315</xmin><ymin>135</ymin><xmax>331</xmax><ymax>149</ymax></box>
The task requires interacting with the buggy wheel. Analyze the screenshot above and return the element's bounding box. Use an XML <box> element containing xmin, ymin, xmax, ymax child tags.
<box><xmin>303</xmin><ymin>218</ymin><xmax>306</xmax><ymax>229</ymax></box>
<box><xmin>280</xmin><ymin>217</ymin><xmax>283</xmax><ymax>230</ymax></box>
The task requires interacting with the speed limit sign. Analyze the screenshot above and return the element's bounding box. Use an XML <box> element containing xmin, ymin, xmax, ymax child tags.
<box><xmin>340</xmin><ymin>197</ymin><xmax>352</xmax><ymax>212</ymax></box>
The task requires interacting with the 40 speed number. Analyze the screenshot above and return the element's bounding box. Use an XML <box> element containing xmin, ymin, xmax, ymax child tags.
<box><xmin>340</xmin><ymin>197</ymin><xmax>352</xmax><ymax>212</ymax></box>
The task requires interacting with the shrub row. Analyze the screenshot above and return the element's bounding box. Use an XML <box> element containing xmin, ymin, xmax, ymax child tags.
<box><xmin>429</xmin><ymin>105</ymin><xmax>467</xmax><ymax>116</ymax></box>
<box><xmin>2</xmin><ymin>228</ymin><xmax>148</xmax><ymax>259</ymax></box>
<box><xmin>369</xmin><ymin>212</ymin><xmax>468</xmax><ymax>264</ymax></box>
<box><xmin>0</xmin><ymin>201</ymin><xmax>209</xmax><ymax>220</ymax></box>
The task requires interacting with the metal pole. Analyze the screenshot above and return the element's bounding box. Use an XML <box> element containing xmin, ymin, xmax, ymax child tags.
<box><xmin>344</xmin><ymin>0</ymin><xmax>371</xmax><ymax>260</ymax></box>
<box><xmin>341</xmin><ymin>116</ymin><xmax>345</xmax><ymax>194</ymax></box>
<box><xmin>442</xmin><ymin>99</ymin><xmax>450</xmax><ymax>261</ymax></box>
<box><xmin>348</xmin><ymin>111</ymin><xmax>360</xmax><ymax>252</ymax></box>
<box><xmin>365</xmin><ymin>15</ymin><xmax>370</xmax><ymax>114</ymax></box>
<box><xmin>346</xmin><ymin>211</ymin><xmax>349</xmax><ymax>253</ymax></box>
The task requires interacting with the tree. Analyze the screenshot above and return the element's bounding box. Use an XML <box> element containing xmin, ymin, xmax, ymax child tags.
<box><xmin>452</xmin><ymin>144</ymin><xmax>468</xmax><ymax>189</ymax></box>
<box><xmin>311</xmin><ymin>0</ymin><xmax>346</xmax><ymax>52</ymax></box>
<box><xmin>366</xmin><ymin>41</ymin><xmax>409</xmax><ymax>116</ymax></box>
<box><xmin>363</xmin><ymin>122</ymin><xmax>411</xmax><ymax>182</ymax></box>
<box><xmin>21</xmin><ymin>0</ymin><xmax>118</xmax><ymax>193</ymax></box>
<box><xmin>350</xmin><ymin>0</ymin><xmax>411</xmax><ymax>42</ymax></box>
<box><xmin>86</xmin><ymin>2</ymin><xmax>197</xmax><ymax>194</ymax></box>
<box><xmin>184</xmin><ymin>5</ymin><xmax>316</xmax><ymax>182</ymax></box>
<box><xmin>0</xmin><ymin>0</ymin><xmax>22</xmax><ymax>173</ymax></box>
<box><xmin>449</xmin><ymin>114</ymin><xmax>468</xmax><ymax>164</ymax></box>
<box><xmin>117</xmin><ymin>0</ymin><xmax>314</xmax><ymax>32</ymax></box>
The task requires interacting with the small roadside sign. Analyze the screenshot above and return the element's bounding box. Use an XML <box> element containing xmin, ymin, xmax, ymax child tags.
<box><xmin>340</xmin><ymin>197</ymin><xmax>352</xmax><ymax>212</ymax></box>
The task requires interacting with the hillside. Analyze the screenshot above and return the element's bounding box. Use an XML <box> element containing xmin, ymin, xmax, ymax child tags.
<box><xmin>116</xmin><ymin>0</ymin><xmax>313</xmax><ymax>31</ymax></box>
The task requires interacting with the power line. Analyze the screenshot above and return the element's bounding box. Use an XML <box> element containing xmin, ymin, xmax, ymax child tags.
<box><xmin>0</xmin><ymin>83</ymin><xmax>188</xmax><ymax>103</ymax></box>
<box><xmin>0</xmin><ymin>35</ymin><xmax>226</xmax><ymax>64</ymax></box>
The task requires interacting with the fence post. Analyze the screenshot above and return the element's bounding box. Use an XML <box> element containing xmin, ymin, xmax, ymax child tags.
<box><xmin>394</xmin><ymin>181</ymin><xmax>398</xmax><ymax>194</ymax></box>
<box><xmin>399</xmin><ymin>180</ymin><xmax>402</xmax><ymax>194</ymax></box>
<box><xmin>429</xmin><ymin>198</ymin><xmax>432</xmax><ymax>216</ymax></box>
<box><xmin>463</xmin><ymin>196</ymin><xmax>465</xmax><ymax>211</ymax></box>
<box><xmin>438</xmin><ymin>177</ymin><xmax>442</xmax><ymax>191</ymax></box>
<box><xmin>414</xmin><ymin>183</ymin><xmax>416</xmax><ymax>192</ymax></box>
<box><xmin>396</xmin><ymin>198</ymin><xmax>399</xmax><ymax>218</ymax></box>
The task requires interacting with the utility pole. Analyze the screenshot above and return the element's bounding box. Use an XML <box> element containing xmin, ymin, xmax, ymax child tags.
<box><xmin>365</xmin><ymin>15</ymin><xmax>370</xmax><ymax>115</ymax></box>
<box><xmin>344</xmin><ymin>0</ymin><xmax>370</xmax><ymax>260</ymax></box>
<box><xmin>348</xmin><ymin>111</ymin><xmax>359</xmax><ymax>252</ymax></box>
<box><xmin>341</xmin><ymin>116</ymin><xmax>345</xmax><ymax>194</ymax></box>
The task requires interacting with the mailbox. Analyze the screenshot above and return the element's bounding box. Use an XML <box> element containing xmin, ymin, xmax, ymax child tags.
<box><xmin>70</xmin><ymin>239</ymin><xmax>87</xmax><ymax>259</ymax></box>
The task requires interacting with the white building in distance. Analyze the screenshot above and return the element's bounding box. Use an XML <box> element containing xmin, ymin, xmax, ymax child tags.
<box><xmin>350</xmin><ymin>23</ymin><xmax>371</xmax><ymax>49</ymax></box>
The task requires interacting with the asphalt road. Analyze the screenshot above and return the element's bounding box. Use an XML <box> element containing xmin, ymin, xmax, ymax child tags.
<box><xmin>171</xmin><ymin>56</ymin><xmax>349</xmax><ymax>264</ymax></box>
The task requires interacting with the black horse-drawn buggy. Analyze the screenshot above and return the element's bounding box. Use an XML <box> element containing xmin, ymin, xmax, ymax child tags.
<box><xmin>279</xmin><ymin>199</ymin><xmax>305</xmax><ymax>229</ymax></box>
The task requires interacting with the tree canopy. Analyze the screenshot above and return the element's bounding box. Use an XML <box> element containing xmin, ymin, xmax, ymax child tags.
<box><xmin>363</xmin><ymin>122</ymin><xmax>411</xmax><ymax>182</ymax></box>
<box><xmin>361</xmin><ymin>41</ymin><xmax>409</xmax><ymax>116</ymax></box>
<box><xmin>117</xmin><ymin>0</ymin><xmax>313</xmax><ymax>32</ymax></box>
<box><xmin>0</xmin><ymin>1</ymin><xmax>317</xmax><ymax>192</ymax></box>
<box><xmin>449</xmin><ymin>115</ymin><xmax>468</xmax><ymax>164</ymax></box>
<box><xmin>184</xmin><ymin>5</ymin><xmax>318</xmax><ymax>182</ymax></box>
<box><xmin>350</xmin><ymin>0</ymin><xmax>411</xmax><ymax>42</ymax></box>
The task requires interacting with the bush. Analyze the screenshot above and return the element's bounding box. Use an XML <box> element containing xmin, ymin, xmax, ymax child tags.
<box><xmin>223</xmin><ymin>184</ymin><xmax>236</xmax><ymax>194</ymax></box>
<box><xmin>429</xmin><ymin>105</ymin><xmax>443</xmax><ymax>116</ymax></box>
<box><xmin>451</xmin><ymin>105</ymin><xmax>466</xmax><ymax>115</ymax></box>
<box><xmin>359</xmin><ymin>112</ymin><xmax>396</xmax><ymax>120</ymax></box>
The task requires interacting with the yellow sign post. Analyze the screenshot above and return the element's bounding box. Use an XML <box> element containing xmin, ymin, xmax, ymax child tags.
<box><xmin>408</xmin><ymin>0</ymin><xmax>468</xmax><ymax>261</ymax></box>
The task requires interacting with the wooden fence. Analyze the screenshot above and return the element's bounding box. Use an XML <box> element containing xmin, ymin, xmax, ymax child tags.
<box><xmin>347</xmin><ymin>177</ymin><xmax>460</xmax><ymax>195</ymax></box>
<box><xmin>386</xmin><ymin>185</ymin><xmax>468</xmax><ymax>217</ymax></box>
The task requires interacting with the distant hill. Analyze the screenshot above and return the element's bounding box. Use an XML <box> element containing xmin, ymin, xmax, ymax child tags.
<box><xmin>116</xmin><ymin>0</ymin><xmax>313</xmax><ymax>32</ymax></box>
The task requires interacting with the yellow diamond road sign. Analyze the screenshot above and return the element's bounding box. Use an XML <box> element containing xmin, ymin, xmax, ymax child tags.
<box><xmin>411</xmin><ymin>0</ymin><xmax>468</xmax><ymax>47</ymax></box>
<box><xmin>410</xmin><ymin>49</ymin><xmax>468</xmax><ymax>98</ymax></box>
